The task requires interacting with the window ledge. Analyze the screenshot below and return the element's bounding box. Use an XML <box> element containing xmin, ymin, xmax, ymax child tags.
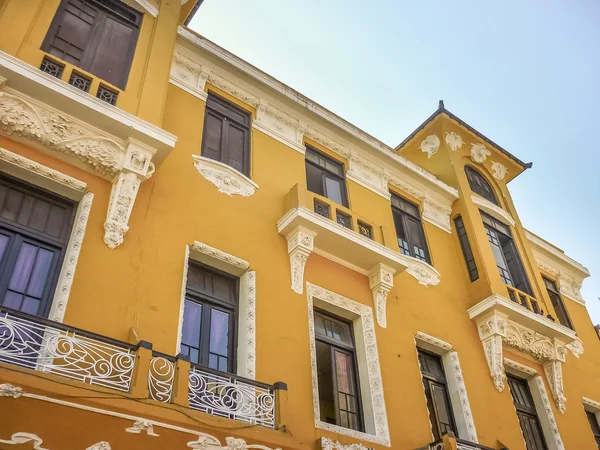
<box><xmin>471</xmin><ymin>194</ymin><xmax>515</xmax><ymax>226</ymax></box>
<box><xmin>316</xmin><ymin>422</ymin><xmax>389</xmax><ymax>446</ymax></box>
<box><xmin>192</xmin><ymin>155</ymin><xmax>258</xmax><ymax>197</ymax></box>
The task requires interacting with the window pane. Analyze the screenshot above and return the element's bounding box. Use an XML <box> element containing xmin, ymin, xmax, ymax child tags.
<box><xmin>0</xmin><ymin>233</ymin><xmax>10</xmax><ymax>261</ymax></box>
<box><xmin>202</xmin><ymin>113</ymin><xmax>224</xmax><ymax>162</ymax></box>
<box><xmin>330</xmin><ymin>321</ymin><xmax>352</xmax><ymax>345</ymax></box>
<box><xmin>8</xmin><ymin>243</ymin><xmax>38</xmax><ymax>293</ymax></box>
<box><xmin>182</xmin><ymin>300</ymin><xmax>202</xmax><ymax>348</ymax></box>
<box><xmin>316</xmin><ymin>340</ymin><xmax>336</xmax><ymax>424</ymax></box>
<box><xmin>226</xmin><ymin>124</ymin><xmax>246</xmax><ymax>174</ymax></box>
<box><xmin>306</xmin><ymin>163</ymin><xmax>325</xmax><ymax>197</ymax></box>
<box><xmin>334</xmin><ymin>351</ymin><xmax>355</xmax><ymax>394</ymax></box>
<box><xmin>26</xmin><ymin>248</ymin><xmax>54</xmax><ymax>298</ymax></box>
<box><xmin>209</xmin><ymin>309</ymin><xmax>230</xmax><ymax>357</ymax></box>
<box><xmin>324</xmin><ymin>176</ymin><xmax>343</xmax><ymax>205</ymax></box>
<box><xmin>431</xmin><ymin>383</ymin><xmax>452</xmax><ymax>427</ymax></box>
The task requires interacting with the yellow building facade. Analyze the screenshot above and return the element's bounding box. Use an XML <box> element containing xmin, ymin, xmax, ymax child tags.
<box><xmin>0</xmin><ymin>1</ymin><xmax>598</xmax><ymax>449</ymax></box>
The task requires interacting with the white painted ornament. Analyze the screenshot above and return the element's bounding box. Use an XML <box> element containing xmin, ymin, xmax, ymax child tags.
<box><xmin>419</xmin><ymin>134</ymin><xmax>441</xmax><ymax>158</ymax></box>
<box><xmin>491</xmin><ymin>161</ymin><xmax>508</xmax><ymax>180</ymax></box>
<box><xmin>470</xmin><ymin>143</ymin><xmax>491</xmax><ymax>163</ymax></box>
<box><xmin>445</xmin><ymin>131</ymin><xmax>463</xmax><ymax>151</ymax></box>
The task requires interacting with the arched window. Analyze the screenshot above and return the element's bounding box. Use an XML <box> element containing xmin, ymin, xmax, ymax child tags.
<box><xmin>465</xmin><ymin>166</ymin><xmax>498</xmax><ymax>205</ymax></box>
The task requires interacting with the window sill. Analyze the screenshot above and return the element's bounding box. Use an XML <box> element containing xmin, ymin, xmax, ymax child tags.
<box><xmin>316</xmin><ymin>421</ymin><xmax>390</xmax><ymax>446</ymax></box>
<box><xmin>471</xmin><ymin>194</ymin><xmax>515</xmax><ymax>226</ymax></box>
<box><xmin>192</xmin><ymin>155</ymin><xmax>258</xmax><ymax>197</ymax></box>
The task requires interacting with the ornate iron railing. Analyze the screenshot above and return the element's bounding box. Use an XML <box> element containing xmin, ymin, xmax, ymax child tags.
<box><xmin>416</xmin><ymin>438</ymin><xmax>500</xmax><ymax>450</ymax></box>
<box><xmin>0</xmin><ymin>307</ymin><xmax>136</xmax><ymax>392</ymax></box>
<box><xmin>148</xmin><ymin>352</ymin><xmax>176</xmax><ymax>403</ymax></box>
<box><xmin>188</xmin><ymin>363</ymin><xmax>275</xmax><ymax>428</ymax></box>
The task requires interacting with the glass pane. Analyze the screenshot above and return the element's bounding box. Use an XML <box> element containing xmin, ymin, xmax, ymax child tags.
<box><xmin>306</xmin><ymin>163</ymin><xmax>325</xmax><ymax>197</ymax></box>
<box><xmin>26</xmin><ymin>248</ymin><xmax>54</xmax><ymax>298</ymax></box>
<box><xmin>0</xmin><ymin>189</ymin><xmax>24</xmax><ymax>222</ymax></box>
<box><xmin>8</xmin><ymin>243</ymin><xmax>38</xmax><ymax>292</ymax></box>
<box><xmin>21</xmin><ymin>297</ymin><xmax>40</xmax><ymax>315</ymax></box>
<box><xmin>431</xmin><ymin>383</ymin><xmax>452</xmax><ymax>425</ymax></box>
<box><xmin>0</xmin><ymin>233</ymin><xmax>10</xmax><ymax>261</ymax></box>
<box><xmin>325</xmin><ymin>160</ymin><xmax>343</xmax><ymax>176</ymax></box>
<box><xmin>316</xmin><ymin>340</ymin><xmax>336</xmax><ymax>424</ymax></box>
<box><xmin>331</xmin><ymin>320</ymin><xmax>352</xmax><ymax>344</ymax></box>
<box><xmin>209</xmin><ymin>309</ymin><xmax>230</xmax><ymax>357</ymax></box>
<box><xmin>182</xmin><ymin>300</ymin><xmax>202</xmax><ymax>347</ymax></box>
<box><xmin>315</xmin><ymin>314</ymin><xmax>327</xmax><ymax>336</ymax></box>
<box><xmin>3</xmin><ymin>291</ymin><xmax>23</xmax><ymax>310</ymax></box>
<box><xmin>324</xmin><ymin>177</ymin><xmax>343</xmax><ymax>204</ymax></box>
<box><xmin>334</xmin><ymin>350</ymin><xmax>355</xmax><ymax>394</ymax></box>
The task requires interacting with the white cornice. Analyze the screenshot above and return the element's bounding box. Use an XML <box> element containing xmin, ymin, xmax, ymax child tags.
<box><xmin>526</xmin><ymin>230</ymin><xmax>589</xmax><ymax>278</ymax></box>
<box><xmin>122</xmin><ymin>0</ymin><xmax>159</xmax><ymax>17</ymax></box>
<box><xmin>471</xmin><ymin>194</ymin><xmax>516</xmax><ymax>227</ymax></box>
<box><xmin>175</xmin><ymin>28</ymin><xmax>458</xmax><ymax>202</ymax></box>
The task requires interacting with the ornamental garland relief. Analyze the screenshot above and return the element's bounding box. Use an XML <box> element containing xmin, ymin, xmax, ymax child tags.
<box><xmin>419</xmin><ymin>134</ymin><xmax>440</xmax><ymax>158</ymax></box>
<box><xmin>470</xmin><ymin>143</ymin><xmax>491</xmax><ymax>164</ymax></box>
<box><xmin>445</xmin><ymin>131</ymin><xmax>463</xmax><ymax>151</ymax></box>
<box><xmin>491</xmin><ymin>161</ymin><xmax>508</xmax><ymax>180</ymax></box>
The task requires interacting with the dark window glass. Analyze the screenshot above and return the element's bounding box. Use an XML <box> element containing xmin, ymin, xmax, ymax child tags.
<box><xmin>0</xmin><ymin>174</ymin><xmax>75</xmax><ymax>318</ymax></box>
<box><xmin>201</xmin><ymin>93</ymin><xmax>251</xmax><ymax>177</ymax></box>
<box><xmin>417</xmin><ymin>349</ymin><xmax>457</xmax><ymax>440</ymax></box>
<box><xmin>586</xmin><ymin>410</ymin><xmax>600</xmax><ymax>449</ymax></box>
<box><xmin>314</xmin><ymin>310</ymin><xmax>363</xmax><ymax>431</ymax></box>
<box><xmin>41</xmin><ymin>0</ymin><xmax>142</xmax><ymax>89</ymax></box>
<box><xmin>543</xmin><ymin>277</ymin><xmax>573</xmax><ymax>330</ymax></box>
<box><xmin>180</xmin><ymin>262</ymin><xmax>238</xmax><ymax>373</ymax></box>
<box><xmin>454</xmin><ymin>215</ymin><xmax>479</xmax><ymax>282</ymax></box>
<box><xmin>482</xmin><ymin>212</ymin><xmax>532</xmax><ymax>295</ymax></box>
<box><xmin>391</xmin><ymin>194</ymin><xmax>431</xmax><ymax>263</ymax></box>
<box><xmin>305</xmin><ymin>147</ymin><xmax>348</xmax><ymax>207</ymax></box>
<box><xmin>465</xmin><ymin>166</ymin><xmax>499</xmax><ymax>205</ymax></box>
<box><xmin>507</xmin><ymin>375</ymin><xmax>548</xmax><ymax>450</ymax></box>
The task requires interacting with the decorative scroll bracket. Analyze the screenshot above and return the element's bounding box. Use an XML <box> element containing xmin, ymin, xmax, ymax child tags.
<box><xmin>285</xmin><ymin>225</ymin><xmax>316</xmax><ymax>294</ymax></box>
<box><xmin>477</xmin><ymin>311</ymin><xmax>507</xmax><ymax>392</ymax></box>
<box><xmin>544</xmin><ymin>359</ymin><xmax>566</xmax><ymax>414</ymax></box>
<box><xmin>104</xmin><ymin>139</ymin><xmax>156</xmax><ymax>249</ymax></box>
<box><xmin>368</xmin><ymin>263</ymin><xmax>395</xmax><ymax>328</ymax></box>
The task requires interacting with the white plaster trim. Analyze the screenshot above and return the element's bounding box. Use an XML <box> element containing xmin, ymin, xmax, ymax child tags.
<box><xmin>312</xmin><ymin>248</ymin><xmax>369</xmax><ymax>276</ymax></box>
<box><xmin>526</xmin><ymin>230</ymin><xmax>590</xmax><ymax>277</ymax></box>
<box><xmin>252</xmin><ymin>121</ymin><xmax>305</xmax><ymax>154</ymax></box>
<box><xmin>0</xmin><ymin>384</ymin><xmax>280</xmax><ymax>450</ymax></box>
<box><xmin>169</xmin><ymin>75</ymin><xmax>208</xmax><ymax>101</ymax></box>
<box><xmin>503</xmin><ymin>358</ymin><xmax>537</xmax><ymax>377</ymax></box>
<box><xmin>320</xmin><ymin>437</ymin><xmax>368</xmax><ymax>450</ymax></box>
<box><xmin>531</xmin><ymin>376</ymin><xmax>565</xmax><ymax>450</ymax></box>
<box><xmin>583</xmin><ymin>397</ymin><xmax>600</xmax><ymax>412</ymax></box>
<box><xmin>0</xmin><ymin>148</ymin><xmax>92</xmax><ymax>323</ymax></box>
<box><xmin>0</xmin><ymin>433</ymin><xmax>48</xmax><ymax>450</ymax></box>
<box><xmin>306</xmin><ymin>283</ymin><xmax>390</xmax><ymax>446</ymax></box>
<box><xmin>414</xmin><ymin>332</ymin><xmax>478</xmax><ymax>443</ymax></box>
<box><xmin>177</xmin><ymin>243</ymin><xmax>256</xmax><ymax>379</ymax></box>
<box><xmin>471</xmin><ymin>194</ymin><xmax>515</xmax><ymax>227</ymax></box>
<box><xmin>192</xmin><ymin>155</ymin><xmax>258</xmax><ymax>197</ymax></box>
<box><xmin>122</xmin><ymin>0</ymin><xmax>158</xmax><ymax>16</ymax></box>
<box><xmin>346</xmin><ymin>172</ymin><xmax>390</xmax><ymax>200</ymax></box>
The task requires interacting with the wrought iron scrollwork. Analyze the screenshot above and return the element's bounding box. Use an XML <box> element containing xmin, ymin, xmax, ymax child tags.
<box><xmin>148</xmin><ymin>356</ymin><xmax>175</xmax><ymax>403</ymax></box>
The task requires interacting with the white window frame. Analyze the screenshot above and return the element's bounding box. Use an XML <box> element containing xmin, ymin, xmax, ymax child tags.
<box><xmin>0</xmin><ymin>147</ymin><xmax>93</xmax><ymax>323</ymax></box>
<box><xmin>176</xmin><ymin>241</ymin><xmax>256</xmax><ymax>379</ymax></box>
<box><xmin>582</xmin><ymin>397</ymin><xmax>600</xmax><ymax>446</ymax></box>
<box><xmin>306</xmin><ymin>282</ymin><xmax>390</xmax><ymax>446</ymax></box>
<box><xmin>414</xmin><ymin>331</ymin><xmax>479</xmax><ymax>443</ymax></box>
<box><xmin>503</xmin><ymin>358</ymin><xmax>565</xmax><ymax>450</ymax></box>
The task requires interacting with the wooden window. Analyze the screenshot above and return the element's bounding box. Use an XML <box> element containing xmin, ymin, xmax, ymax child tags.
<box><xmin>465</xmin><ymin>166</ymin><xmax>498</xmax><ymax>205</ymax></box>
<box><xmin>0</xmin><ymin>174</ymin><xmax>75</xmax><ymax>318</ymax></box>
<box><xmin>417</xmin><ymin>349</ymin><xmax>457</xmax><ymax>440</ymax></box>
<box><xmin>507</xmin><ymin>375</ymin><xmax>548</xmax><ymax>450</ymax></box>
<box><xmin>543</xmin><ymin>277</ymin><xmax>574</xmax><ymax>329</ymax></box>
<box><xmin>482</xmin><ymin>212</ymin><xmax>532</xmax><ymax>295</ymax></box>
<box><xmin>305</xmin><ymin>147</ymin><xmax>348</xmax><ymax>207</ymax></box>
<box><xmin>586</xmin><ymin>410</ymin><xmax>600</xmax><ymax>449</ymax></box>
<box><xmin>180</xmin><ymin>262</ymin><xmax>238</xmax><ymax>373</ymax></box>
<box><xmin>391</xmin><ymin>194</ymin><xmax>431</xmax><ymax>263</ymax></box>
<box><xmin>454</xmin><ymin>215</ymin><xmax>479</xmax><ymax>282</ymax></box>
<box><xmin>314</xmin><ymin>310</ymin><xmax>363</xmax><ymax>431</ymax></box>
<box><xmin>41</xmin><ymin>0</ymin><xmax>142</xmax><ymax>89</ymax></box>
<box><xmin>201</xmin><ymin>93</ymin><xmax>252</xmax><ymax>177</ymax></box>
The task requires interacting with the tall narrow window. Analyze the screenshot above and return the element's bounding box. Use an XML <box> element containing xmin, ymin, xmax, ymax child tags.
<box><xmin>391</xmin><ymin>194</ymin><xmax>431</xmax><ymax>263</ymax></box>
<box><xmin>482</xmin><ymin>212</ymin><xmax>532</xmax><ymax>295</ymax></box>
<box><xmin>586</xmin><ymin>410</ymin><xmax>600</xmax><ymax>449</ymax></box>
<box><xmin>314</xmin><ymin>310</ymin><xmax>363</xmax><ymax>431</ymax></box>
<box><xmin>465</xmin><ymin>166</ymin><xmax>498</xmax><ymax>205</ymax></box>
<box><xmin>201</xmin><ymin>93</ymin><xmax>252</xmax><ymax>177</ymax></box>
<box><xmin>543</xmin><ymin>277</ymin><xmax>573</xmax><ymax>329</ymax></box>
<box><xmin>454</xmin><ymin>215</ymin><xmax>479</xmax><ymax>282</ymax></box>
<box><xmin>507</xmin><ymin>375</ymin><xmax>548</xmax><ymax>450</ymax></box>
<box><xmin>0</xmin><ymin>174</ymin><xmax>75</xmax><ymax>318</ymax></box>
<box><xmin>41</xmin><ymin>0</ymin><xmax>142</xmax><ymax>89</ymax></box>
<box><xmin>181</xmin><ymin>262</ymin><xmax>238</xmax><ymax>373</ymax></box>
<box><xmin>305</xmin><ymin>148</ymin><xmax>348</xmax><ymax>207</ymax></box>
<box><xmin>417</xmin><ymin>349</ymin><xmax>457</xmax><ymax>440</ymax></box>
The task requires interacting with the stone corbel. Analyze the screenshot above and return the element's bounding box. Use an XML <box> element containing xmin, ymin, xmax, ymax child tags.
<box><xmin>103</xmin><ymin>140</ymin><xmax>156</xmax><ymax>249</ymax></box>
<box><xmin>476</xmin><ymin>311</ymin><xmax>507</xmax><ymax>392</ymax></box>
<box><xmin>544</xmin><ymin>359</ymin><xmax>566</xmax><ymax>414</ymax></box>
<box><xmin>285</xmin><ymin>225</ymin><xmax>316</xmax><ymax>294</ymax></box>
<box><xmin>368</xmin><ymin>263</ymin><xmax>395</xmax><ymax>328</ymax></box>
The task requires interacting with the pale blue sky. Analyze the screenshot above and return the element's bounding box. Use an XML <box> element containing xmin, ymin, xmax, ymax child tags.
<box><xmin>190</xmin><ymin>1</ymin><xmax>600</xmax><ymax>323</ymax></box>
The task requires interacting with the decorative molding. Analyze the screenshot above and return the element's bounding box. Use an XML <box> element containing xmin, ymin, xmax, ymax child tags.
<box><xmin>533</xmin><ymin>375</ymin><xmax>565</xmax><ymax>450</ymax></box>
<box><xmin>49</xmin><ymin>191</ymin><xmax>93</xmax><ymax>322</ymax></box>
<box><xmin>254</xmin><ymin>102</ymin><xmax>305</xmax><ymax>154</ymax></box>
<box><xmin>125</xmin><ymin>420</ymin><xmax>160</xmax><ymax>436</ymax></box>
<box><xmin>347</xmin><ymin>153</ymin><xmax>390</xmax><ymax>200</ymax></box>
<box><xmin>448</xmin><ymin>351</ymin><xmax>479</xmax><ymax>443</ymax></box>
<box><xmin>0</xmin><ymin>383</ymin><xmax>23</xmax><ymax>398</ymax></box>
<box><xmin>285</xmin><ymin>225</ymin><xmax>316</xmax><ymax>294</ymax></box>
<box><xmin>445</xmin><ymin>132</ymin><xmax>463</xmax><ymax>151</ymax></box>
<box><xmin>0</xmin><ymin>147</ymin><xmax>86</xmax><ymax>192</ymax></box>
<box><xmin>504</xmin><ymin>321</ymin><xmax>562</xmax><ymax>362</ymax></box>
<box><xmin>491</xmin><ymin>161</ymin><xmax>507</xmax><ymax>180</ymax></box>
<box><xmin>368</xmin><ymin>264</ymin><xmax>395</xmax><ymax>328</ymax></box>
<box><xmin>192</xmin><ymin>155</ymin><xmax>258</xmax><ymax>197</ymax></box>
<box><xmin>415</xmin><ymin>331</ymin><xmax>453</xmax><ymax>352</ymax></box>
<box><xmin>86</xmin><ymin>443</ymin><xmax>111</xmax><ymax>450</ymax></box>
<box><xmin>187</xmin><ymin>435</ymin><xmax>222</xmax><ymax>449</ymax></box>
<box><xmin>503</xmin><ymin>358</ymin><xmax>537</xmax><ymax>377</ymax></box>
<box><xmin>306</xmin><ymin>283</ymin><xmax>390</xmax><ymax>446</ymax></box>
<box><xmin>583</xmin><ymin>397</ymin><xmax>600</xmax><ymax>412</ymax></box>
<box><xmin>176</xmin><ymin>245</ymin><xmax>190</xmax><ymax>355</ymax></box>
<box><xmin>419</xmin><ymin>134</ymin><xmax>440</xmax><ymax>158</ymax></box>
<box><xmin>0</xmin><ymin>433</ymin><xmax>48</xmax><ymax>450</ymax></box>
<box><xmin>544</xmin><ymin>360</ymin><xmax>566</xmax><ymax>414</ymax></box>
<box><xmin>190</xmin><ymin>241</ymin><xmax>250</xmax><ymax>272</ymax></box>
<box><xmin>470</xmin><ymin>143</ymin><xmax>491</xmax><ymax>163</ymax></box>
<box><xmin>477</xmin><ymin>311</ymin><xmax>507</xmax><ymax>392</ymax></box>
<box><xmin>566</xmin><ymin>338</ymin><xmax>584</xmax><ymax>358</ymax></box>
<box><xmin>471</xmin><ymin>194</ymin><xmax>515</xmax><ymax>227</ymax></box>
<box><xmin>123</xmin><ymin>0</ymin><xmax>158</xmax><ymax>16</ymax></box>
<box><xmin>320</xmin><ymin>437</ymin><xmax>368</xmax><ymax>450</ymax></box>
<box><xmin>405</xmin><ymin>262</ymin><xmax>441</xmax><ymax>287</ymax></box>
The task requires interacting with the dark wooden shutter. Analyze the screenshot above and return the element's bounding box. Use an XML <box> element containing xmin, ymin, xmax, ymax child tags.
<box><xmin>501</xmin><ymin>238</ymin><xmax>532</xmax><ymax>295</ymax></box>
<box><xmin>507</xmin><ymin>375</ymin><xmax>548</xmax><ymax>450</ymax></box>
<box><xmin>454</xmin><ymin>215</ymin><xmax>479</xmax><ymax>282</ymax></box>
